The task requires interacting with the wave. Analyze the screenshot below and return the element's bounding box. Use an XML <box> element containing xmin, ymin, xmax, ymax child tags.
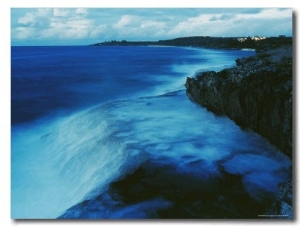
<box><xmin>11</xmin><ymin>99</ymin><xmax>147</xmax><ymax>218</ymax></box>
<box><xmin>11</xmin><ymin>90</ymin><xmax>291</xmax><ymax>219</ymax></box>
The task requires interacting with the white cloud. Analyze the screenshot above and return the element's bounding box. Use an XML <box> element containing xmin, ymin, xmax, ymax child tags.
<box><xmin>53</xmin><ymin>8</ymin><xmax>70</xmax><ymax>17</ymax></box>
<box><xmin>13</xmin><ymin>27</ymin><xmax>36</xmax><ymax>39</ymax></box>
<box><xmin>18</xmin><ymin>12</ymin><xmax>36</xmax><ymax>25</ymax></box>
<box><xmin>114</xmin><ymin>15</ymin><xmax>140</xmax><ymax>29</ymax></box>
<box><xmin>11</xmin><ymin>8</ymin><xmax>292</xmax><ymax>45</ymax></box>
<box><xmin>17</xmin><ymin>9</ymin><xmax>52</xmax><ymax>26</ymax></box>
<box><xmin>137</xmin><ymin>20</ymin><xmax>168</xmax><ymax>39</ymax></box>
<box><xmin>111</xmin><ymin>15</ymin><xmax>169</xmax><ymax>40</ymax></box>
<box><xmin>13</xmin><ymin>8</ymin><xmax>97</xmax><ymax>41</ymax></box>
<box><xmin>75</xmin><ymin>8</ymin><xmax>88</xmax><ymax>15</ymax></box>
<box><xmin>41</xmin><ymin>18</ymin><xmax>94</xmax><ymax>39</ymax></box>
<box><xmin>140</xmin><ymin>20</ymin><xmax>165</xmax><ymax>29</ymax></box>
<box><xmin>90</xmin><ymin>24</ymin><xmax>107</xmax><ymax>38</ymax></box>
<box><xmin>168</xmin><ymin>8</ymin><xmax>292</xmax><ymax>37</ymax></box>
<box><xmin>236</xmin><ymin>8</ymin><xmax>291</xmax><ymax>20</ymax></box>
<box><xmin>36</xmin><ymin>8</ymin><xmax>52</xmax><ymax>17</ymax></box>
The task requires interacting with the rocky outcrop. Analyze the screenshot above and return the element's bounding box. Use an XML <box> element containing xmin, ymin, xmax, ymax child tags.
<box><xmin>265</xmin><ymin>181</ymin><xmax>293</xmax><ymax>219</ymax></box>
<box><xmin>59</xmin><ymin>160</ymin><xmax>271</xmax><ymax>219</ymax></box>
<box><xmin>185</xmin><ymin>45</ymin><xmax>292</xmax><ymax>158</ymax></box>
<box><xmin>185</xmin><ymin>44</ymin><xmax>293</xmax><ymax>219</ymax></box>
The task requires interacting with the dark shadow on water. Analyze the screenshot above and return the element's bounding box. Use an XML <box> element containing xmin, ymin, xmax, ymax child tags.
<box><xmin>54</xmin><ymin>159</ymin><xmax>276</xmax><ymax>220</ymax></box>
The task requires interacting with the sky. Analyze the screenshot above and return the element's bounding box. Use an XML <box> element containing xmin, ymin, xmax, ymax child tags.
<box><xmin>11</xmin><ymin>8</ymin><xmax>293</xmax><ymax>46</ymax></box>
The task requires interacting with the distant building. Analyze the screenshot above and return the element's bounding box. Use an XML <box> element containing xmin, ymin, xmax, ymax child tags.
<box><xmin>252</xmin><ymin>36</ymin><xmax>266</xmax><ymax>41</ymax></box>
<box><xmin>237</xmin><ymin>37</ymin><xmax>247</xmax><ymax>42</ymax></box>
<box><xmin>237</xmin><ymin>36</ymin><xmax>266</xmax><ymax>42</ymax></box>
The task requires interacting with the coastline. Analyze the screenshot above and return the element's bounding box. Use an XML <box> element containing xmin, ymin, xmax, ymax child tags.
<box><xmin>185</xmin><ymin>44</ymin><xmax>292</xmax><ymax>158</ymax></box>
<box><xmin>185</xmin><ymin>40</ymin><xmax>293</xmax><ymax>218</ymax></box>
<box><xmin>59</xmin><ymin>42</ymin><xmax>292</xmax><ymax>219</ymax></box>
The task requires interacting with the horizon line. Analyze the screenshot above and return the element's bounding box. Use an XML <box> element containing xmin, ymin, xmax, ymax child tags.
<box><xmin>11</xmin><ymin>35</ymin><xmax>292</xmax><ymax>47</ymax></box>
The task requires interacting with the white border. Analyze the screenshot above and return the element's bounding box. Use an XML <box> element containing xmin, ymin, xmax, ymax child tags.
<box><xmin>4</xmin><ymin>0</ymin><xmax>299</xmax><ymax>8</ymax></box>
<box><xmin>1</xmin><ymin>1</ymin><xmax>298</xmax><ymax>227</ymax></box>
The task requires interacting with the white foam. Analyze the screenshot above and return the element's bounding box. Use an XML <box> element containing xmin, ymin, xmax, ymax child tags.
<box><xmin>105</xmin><ymin>91</ymin><xmax>291</xmax><ymax>185</ymax></box>
<box><xmin>11</xmin><ymin>106</ymin><xmax>146</xmax><ymax>218</ymax></box>
<box><xmin>149</xmin><ymin>48</ymin><xmax>253</xmax><ymax>96</ymax></box>
<box><xmin>11</xmin><ymin>47</ymin><xmax>289</xmax><ymax>218</ymax></box>
<box><xmin>11</xmin><ymin>90</ymin><xmax>292</xmax><ymax>218</ymax></box>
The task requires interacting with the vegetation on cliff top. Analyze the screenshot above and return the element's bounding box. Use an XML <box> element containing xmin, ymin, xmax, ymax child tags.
<box><xmin>92</xmin><ymin>36</ymin><xmax>292</xmax><ymax>50</ymax></box>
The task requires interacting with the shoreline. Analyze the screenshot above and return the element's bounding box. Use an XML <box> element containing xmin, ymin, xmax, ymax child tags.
<box><xmin>185</xmin><ymin>40</ymin><xmax>293</xmax><ymax>218</ymax></box>
<box><xmin>59</xmin><ymin>42</ymin><xmax>292</xmax><ymax>219</ymax></box>
<box><xmin>185</xmin><ymin>43</ymin><xmax>292</xmax><ymax>158</ymax></box>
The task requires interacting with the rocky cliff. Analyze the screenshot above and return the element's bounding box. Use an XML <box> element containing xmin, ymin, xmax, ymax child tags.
<box><xmin>185</xmin><ymin>45</ymin><xmax>293</xmax><ymax>158</ymax></box>
<box><xmin>185</xmin><ymin>44</ymin><xmax>293</xmax><ymax>218</ymax></box>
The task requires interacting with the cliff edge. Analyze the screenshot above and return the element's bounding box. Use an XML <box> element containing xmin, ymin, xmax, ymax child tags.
<box><xmin>185</xmin><ymin>45</ymin><xmax>292</xmax><ymax>158</ymax></box>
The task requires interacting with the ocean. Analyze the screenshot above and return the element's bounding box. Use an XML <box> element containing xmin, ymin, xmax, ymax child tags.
<box><xmin>11</xmin><ymin>46</ymin><xmax>291</xmax><ymax>219</ymax></box>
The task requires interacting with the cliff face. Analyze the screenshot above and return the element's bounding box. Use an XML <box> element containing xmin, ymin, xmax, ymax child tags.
<box><xmin>185</xmin><ymin>45</ymin><xmax>292</xmax><ymax>158</ymax></box>
<box><xmin>265</xmin><ymin>181</ymin><xmax>293</xmax><ymax>219</ymax></box>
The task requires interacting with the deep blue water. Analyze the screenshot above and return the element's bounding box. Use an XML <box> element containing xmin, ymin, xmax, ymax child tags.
<box><xmin>11</xmin><ymin>46</ymin><xmax>254</xmax><ymax>125</ymax></box>
<box><xmin>11</xmin><ymin>46</ymin><xmax>291</xmax><ymax>219</ymax></box>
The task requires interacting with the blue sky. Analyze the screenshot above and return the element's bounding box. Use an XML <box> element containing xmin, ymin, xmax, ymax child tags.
<box><xmin>11</xmin><ymin>8</ymin><xmax>293</xmax><ymax>46</ymax></box>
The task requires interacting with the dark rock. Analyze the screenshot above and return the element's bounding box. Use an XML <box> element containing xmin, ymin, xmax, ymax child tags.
<box><xmin>185</xmin><ymin>43</ymin><xmax>293</xmax><ymax>219</ymax></box>
<box><xmin>92</xmin><ymin>36</ymin><xmax>292</xmax><ymax>51</ymax></box>
<box><xmin>106</xmin><ymin>161</ymin><xmax>269</xmax><ymax>219</ymax></box>
<box><xmin>185</xmin><ymin>45</ymin><xmax>292</xmax><ymax>158</ymax></box>
<box><xmin>58</xmin><ymin>159</ymin><xmax>274</xmax><ymax>219</ymax></box>
<box><xmin>265</xmin><ymin>181</ymin><xmax>293</xmax><ymax>219</ymax></box>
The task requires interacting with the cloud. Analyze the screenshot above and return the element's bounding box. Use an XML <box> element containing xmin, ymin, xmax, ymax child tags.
<box><xmin>209</xmin><ymin>14</ymin><xmax>236</xmax><ymax>21</ymax></box>
<box><xmin>13</xmin><ymin>27</ymin><xmax>36</xmax><ymax>39</ymax></box>
<box><xmin>168</xmin><ymin>8</ymin><xmax>292</xmax><ymax>37</ymax></box>
<box><xmin>18</xmin><ymin>12</ymin><xmax>36</xmax><ymax>25</ymax></box>
<box><xmin>75</xmin><ymin>8</ymin><xmax>88</xmax><ymax>15</ymax></box>
<box><xmin>90</xmin><ymin>24</ymin><xmax>108</xmax><ymax>38</ymax></box>
<box><xmin>11</xmin><ymin>8</ymin><xmax>293</xmax><ymax>45</ymax></box>
<box><xmin>138</xmin><ymin>20</ymin><xmax>167</xmax><ymax>38</ymax></box>
<box><xmin>140</xmin><ymin>20</ymin><xmax>165</xmax><ymax>29</ymax></box>
<box><xmin>237</xmin><ymin>8</ymin><xmax>291</xmax><ymax>20</ymax></box>
<box><xmin>17</xmin><ymin>8</ymin><xmax>52</xmax><ymax>26</ymax></box>
<box><xmin>13</xmin><ymin>8</ymin><xmax>96</xmax><ymax>42</ymax></box>
<box><xmin>114</xmin><ymin>15</ymin><xmax>140</xmax><ymax>29</ymax></box>
<box><xmin>53</xmin><ymin>8</ymin><xmax>70</xmax><ymax>17</ymax></box>
<box><xmin>41</xmin><ymin>17</ymin><xmax>94</xmax><ymax>39</ymax></box>
<box><xmin>111</xmin><ymin>15</ymin><xmax>168</xmax><ymax>40</ymax></box>
<box><xmin>36</xmin><ymin>8</ymin><xmax>52</xmax><ymax>17</ymax></box>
